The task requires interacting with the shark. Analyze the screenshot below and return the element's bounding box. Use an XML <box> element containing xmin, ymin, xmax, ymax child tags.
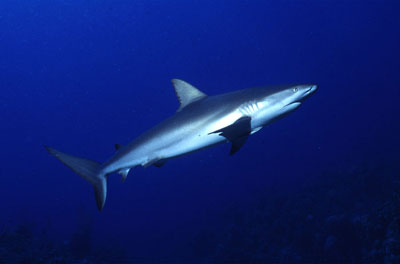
<box><xmin>46</xmin><ymin>79</ymin><xmax>317</xmax><ymax>211</ymax></box>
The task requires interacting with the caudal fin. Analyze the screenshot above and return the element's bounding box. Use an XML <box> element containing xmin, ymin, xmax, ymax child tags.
<box><xmin>45</xmin><ymin>146</ymin><xmax>107</xmax><ymax>211</ymax></box>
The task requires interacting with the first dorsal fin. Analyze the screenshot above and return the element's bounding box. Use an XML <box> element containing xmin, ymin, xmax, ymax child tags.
<box><xmin>171</xmin><ymin>79</ymin><xmax>207</xmax><ymax>111</ymax></box>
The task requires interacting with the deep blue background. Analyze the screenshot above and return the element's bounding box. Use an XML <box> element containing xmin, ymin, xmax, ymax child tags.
<box><xmin>1</xmin><ymin>0</ymin><xmax>400</xmax><ymax>261</ymax></box>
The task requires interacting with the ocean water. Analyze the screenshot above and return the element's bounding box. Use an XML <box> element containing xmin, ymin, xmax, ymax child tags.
<box><xmin>1</xmin><ymin>0</ymin><xmax>400</xmax><ymax>262</ymax></box>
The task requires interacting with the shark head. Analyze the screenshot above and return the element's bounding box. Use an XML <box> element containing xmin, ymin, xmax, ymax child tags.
<box><xmin>279</xmin><ymin>84</ymin><xmax>318</xmax><ymax>111</ymax></box>
<box><xmin>251</xmin><ymin>84</ymin><xmax>318</xmax><ymax>128</ymax></box>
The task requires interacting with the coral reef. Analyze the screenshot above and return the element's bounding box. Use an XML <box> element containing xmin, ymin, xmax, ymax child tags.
<box><xmin>193</xmin><ymin>162</ymin><xmax>400</xmax><ymax>262</ymax></box>
<box><xmin>0</xmin><ymin>212</ymin><xmax>126</xmax><ymax>264</ymax></box>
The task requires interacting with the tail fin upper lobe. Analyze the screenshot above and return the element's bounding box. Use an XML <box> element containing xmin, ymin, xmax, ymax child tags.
<box><xmin>45</xmin><ymin>146</ymin><xmax>107</xmax><ymax>211</ymax></box>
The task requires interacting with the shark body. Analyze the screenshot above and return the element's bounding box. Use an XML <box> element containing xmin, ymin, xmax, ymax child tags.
<box><xmin>46</xmin><ymin>79</ymin><xmax>317</xmax><ymax>210</ymax></box>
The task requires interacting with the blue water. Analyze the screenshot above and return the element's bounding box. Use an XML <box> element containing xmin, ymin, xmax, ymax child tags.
<box><xmin>1</xmin><ymin>0</ymin><xmax>400</xmax><ymax>262</ymax></box>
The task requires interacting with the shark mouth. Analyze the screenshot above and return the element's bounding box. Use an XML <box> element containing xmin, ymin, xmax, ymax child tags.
<box><xmin>285</xmin><ymin>102</ymin><xmax>302</xmax><ymax>108</ymax></box>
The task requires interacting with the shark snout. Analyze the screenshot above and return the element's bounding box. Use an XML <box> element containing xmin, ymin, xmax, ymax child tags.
<box><xmin>308</xmin><ymin>85</ymin><xmax>318</xmax><ymax>94</ymax></box>
<box><xmin>302</xmin><ymin>84</ymin><xmax>318</xmax><ymax>99</ymax></box>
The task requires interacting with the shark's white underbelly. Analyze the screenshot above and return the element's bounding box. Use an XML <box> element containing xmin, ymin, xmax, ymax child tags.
<box><xmin>109</xmin><ymin>110</ymin><xmax>245</xmax><ymax>172</ymax></box>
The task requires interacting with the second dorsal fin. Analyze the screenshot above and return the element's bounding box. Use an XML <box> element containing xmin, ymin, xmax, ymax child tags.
<box><xmin>171</xmin><ymin>79</ymin><xmax>207</xmax><ymax>111</ymax></box>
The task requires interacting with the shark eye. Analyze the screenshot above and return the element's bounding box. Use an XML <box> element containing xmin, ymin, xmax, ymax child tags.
<box><xmin>292</xmin><ymin>87</ymin><xmax>298</xmax><ymax>93</ymax></box>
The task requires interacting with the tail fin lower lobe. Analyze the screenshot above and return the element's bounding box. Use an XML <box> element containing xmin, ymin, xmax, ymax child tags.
<box><xmin>45</xmin><ymin>146</ymin><xmax>107</xmax><ymax>211</ymax></box>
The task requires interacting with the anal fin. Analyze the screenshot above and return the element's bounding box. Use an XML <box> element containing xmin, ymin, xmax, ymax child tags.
<box><xmin>118</xmin><ymin>168</ymin><xmax>130</xmax><ymax>182</ymax></box>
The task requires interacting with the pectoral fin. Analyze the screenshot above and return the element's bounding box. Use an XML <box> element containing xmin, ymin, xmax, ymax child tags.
<box><xmin>209</xmin><ymin>116</ymin><xmax>252</xmax><ymax>155</ymax></box>
<box><xmin>230</xmin><ymin>135</ymin><xmax>249</xmax><ymax>155</ymax></box>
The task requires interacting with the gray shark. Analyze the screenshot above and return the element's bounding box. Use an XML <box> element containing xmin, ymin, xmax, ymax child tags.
<box><xmin>46</xmin><ymin>79</ymin><xmax>317</xmax><ymax>211</ymax></box>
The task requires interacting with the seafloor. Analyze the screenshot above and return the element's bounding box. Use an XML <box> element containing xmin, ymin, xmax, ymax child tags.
<box><xmin>1</xmin><ymin>159</ymin><xmax>399</xmax><ymax>263</ymax></box>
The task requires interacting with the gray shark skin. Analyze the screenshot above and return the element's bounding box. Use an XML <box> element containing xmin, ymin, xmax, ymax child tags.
<box><xmin>45</xmin><ymin>79</ymin><xmax>317</xmax><ymax>211</ymax></box>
